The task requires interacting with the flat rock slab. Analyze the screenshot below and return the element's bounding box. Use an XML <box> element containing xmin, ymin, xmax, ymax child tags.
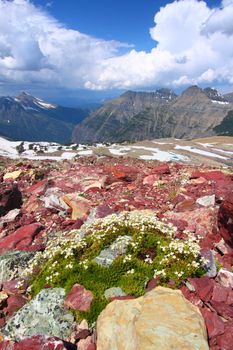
<box><xmin>97</xmin><ymin>286</ymin><xmax>209</xmax><ymax>350</ymax></box>
<box><xmin>2</xmin><ymin>288</ymin><xmax>74</xmax><ymax>341</ymax></box>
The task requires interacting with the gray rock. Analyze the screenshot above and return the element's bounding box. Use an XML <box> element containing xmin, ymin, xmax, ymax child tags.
<box><xmin>94</xmin><ymin>235</ymin><xmax>132</xmax><ymax>266</ymax></box>
<box><xmin>3</xmin><ymin>288</ymin><xmax>74</xmax><ymax>341</ymax></box>
<box><xmin>196</xmin><ymin>194</ymin><xmax>215</xmax><ymax>207</ymax></box>
<box><xmin>0</xmin><ymin>251</ymin><xmax>35</xmax><ymax>282</ymax></box>
<box><xmin>104</xmin><ymin>287</ymin><xmax>126</xmax><ymax>299</ymax></box>
<box><xmin>202</xmin><ymin>250</ymin><xmax>217</xmax><ymax>278</ymax></box>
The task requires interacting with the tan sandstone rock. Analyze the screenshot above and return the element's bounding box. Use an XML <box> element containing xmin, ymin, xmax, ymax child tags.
<box><xmin>97</xmin><ymin>286</ymin><xmax>209</xmax><ymax>350</ymax></box>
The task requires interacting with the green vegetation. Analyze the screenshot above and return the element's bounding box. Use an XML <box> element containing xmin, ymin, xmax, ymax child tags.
<box><xmin>26</xmin><ymin>211</ymin><xmax>207</xmax><ymax>324</ymax></box>
<box><xmin>214</xmin><ymin>110</ymin><xmax>233</xmax><ymax>136</ymax></box>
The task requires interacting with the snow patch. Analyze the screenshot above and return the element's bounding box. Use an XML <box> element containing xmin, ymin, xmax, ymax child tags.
<box><xmin>175</xmin><ymin>145</ymin><xmax>228</xmax><ymax>159</ymax></box>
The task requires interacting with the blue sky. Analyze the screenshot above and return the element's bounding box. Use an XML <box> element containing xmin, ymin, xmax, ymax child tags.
<box><xmin>33</xmin><ymin>0</ymin><xmax>221</xmax><ymax>51</ymax></box>
<box><xmin>0</xmin><ymin>0</ymin><xmax>233</xmax><ymax>105</ymax></box>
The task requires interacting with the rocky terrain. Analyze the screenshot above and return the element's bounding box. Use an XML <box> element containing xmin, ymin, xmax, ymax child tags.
<box><xmin>1</xmin><ymin>135</ymin><xmax>232</xmax><ymax>168</ymax></box>
<box><xmin>72</xmin><ymin>86</ymin><xmax>233</xmax><ymax>144</ymax></box>
<box><xmin>0</xmin><ymin>145</ymin><xmax>232</xmax><ymax>349</ymax></box>
<box><xmin>0</xmin><ymin>92</ymin><xmax>88</xmax><ymax>143</ymax></box>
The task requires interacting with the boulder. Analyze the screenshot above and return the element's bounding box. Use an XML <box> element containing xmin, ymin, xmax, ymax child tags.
<box><xmin>0</xmin><ymin>183</ymin><xmax>22</xmax><ymax>217</ymax></box>
<box><xmin>0</xmin><ymin>223</ymin><xmax>44</xmax><ymax>253</ymax></box>
<box><xmin>3</xmin><ymin>288</ymin><xmax>74</xmax><ymax>341</ymax></box>
<box><xmin>64</xmin><ymin>284</ymin><xmax>93</xmax><ymax>312</ymax></box>
<box><xmin>96</xmin><ymin>286</ymin><xmax>208</xmax><ymax>350</ymax></box>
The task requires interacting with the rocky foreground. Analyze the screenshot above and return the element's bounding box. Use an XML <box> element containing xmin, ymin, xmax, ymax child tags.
<box><xmin>0</xmin><ymin>154</ymin><xmax>232</xmax><ymax>349</ymax></box>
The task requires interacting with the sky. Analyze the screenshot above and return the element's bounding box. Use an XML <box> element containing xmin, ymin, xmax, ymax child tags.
<box><xmin>0</xmin><ymin>0</ymin><xmax>233</xmax><ymax>105</ymax></box>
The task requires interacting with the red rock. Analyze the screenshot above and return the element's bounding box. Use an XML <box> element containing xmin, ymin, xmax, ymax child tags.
<box><xmin>218</xmin><ymin>194</ymin><xmax>233</xmax><ymax>247</ymax></box>
<box><xmin>2</xmin><ymin>279</ymin><xmax>28</xmax><ymax>295</ymax></box>
<box><xmin>14</xmin><ymin>335</ymin><xmax>77</xmax><ymax>350</ymax></box>
<box><xmin>165</xmin><ymin>207</ymin><xmax>218</xmax><ymax>239</ymax></box>
<box><xmin>145</xmin><ymin>278</ymin><xmax>157</xmax><ymax>292</ymax></box>
<box><xmin>0</xmin><ymin>223</ymin><xmax>44</xmax><ymax>253</ymax></box>
<box><xmin>143</xmin><ymin>174</ymin><xmax>159</xmax><ymax>186</ymax></box>
<box><xmin>25</xmin><ymin>179</ymin><xmax>49</xmax><ymax>195</ymax></box>
<box><xmin>95</xmin><ymin>205</ymin><xmax>114</xmax><ymax>219</ymax></box>
<box><xmin>180</xmin><ymin>286</ymin><xmax>203</xmax><ymax>307</ymax></box>
<box><xmin>201</xmin><ymin>308</ymin><xmax>225</xmax><ymax>339</ymax></box>
<box><xmin>191</xmin><ymin>171</ymin><xmax>230</xmax><ymax>182</ymax></box>
<box><xmin>211</xmin><ymin>284</ymin><xmax>230</xmax><ymax>303</ymax></box>
<box><xmin>151</xmin><ymin>164</ymin><xmax>170</xmax><ymax>175</ymax></box>
<box><xmin>217</xmin><ymin>321</ymin><xmax>233</xmax><ymax>350</ymax></box>
<box><xmin>6</xmin><ymin>294</ymin><xmax>27</xmax><ymax>317</ymax></box>
<box><xmin>175</xmin><ymin>199</ymin><xmax>196</xmax><ymax>212</ymax></box>
<box><xmin>64</xmin><ymin>284</ymin><xmax>93</xmax><ymax>312</ymax></box>
<box><xmin>0</xmin><ymin>183</ymin><xmax>22</xmax><ymax>217</ymax></box>
<box><xmin>210</xmin><ymin>301</ymin><xmax>233</xmax><ymax>320</ymax></box>
<box><xmin>188</xmin><ymin>277</ymin><xmax>215</xmax><ymax>302</ymax></box>
<box><xmin>77</xmin><ymin>336</ymin><xmax>95</xmax><ymax>350</ymax></box>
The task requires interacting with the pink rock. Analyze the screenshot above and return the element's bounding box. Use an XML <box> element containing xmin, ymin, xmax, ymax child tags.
<box><xmin>77</xmin><ymin>336</ymin><xmax>96</xmax><ymax>350</ymax></box>
<box><xmin>175</xmin><ymin>199</ymin><xmax>196</xmax><ymax>212</ymax></box>
<box><xmin>14</xmin><ymin>335</ymin><xmax>76</xmax><ymax>350</ymax></box>
<box><xmin>0</xmin><ymin>223</ymin><xmax>44</xmax><ymax>253</ymax></box>
<box><xmin>216</xmin><ymin>269</ymin><xmax>233</xmax><ymax>288</ymax></box>
<box><xmin>25</xmin><ymin>180</ymin><xmax>49</xmax><ymax>196</ymax></box>
<box><xmin>143</xmin><ymin>174</ymin><xmax>159</xmax><ymax>186</ymax></box>
<box><xmin>145</xmin><ymin>278</ymin><xmax>157</xmax><ymax>292</ymax></box>
<box><xmin>180</xmin><ymin>286</ymin><xmax>203</xmax><ymax>307</ymax></box>
<box><xmin>95</xmin><ymin>205</ymin><xmax>114</xmax><ymax>219</ymax></box>
<box><xmin>2</xmin><ymin>279</ymin><xmax>28</xmax><ymax>295</ymax></box>
<box><xmin>191</xmin><ymin>171</ymin><xmax>230</xmax><ymax>182</ymax></box>
<box><xmin>64</xmin><ymin>284</ymin><xmax>93</xmax><ymax>312</ymax></box>
<box><xmin>0</xmin><ymin>317</ymin><xmax>6</xmax><ymax>327</ymax></box>
<box><xmin>165</xmin><ymin>207</ymin><xmax>218</xmax><ymax>239</ymax></box>
<box><xmin>211</xmin><ymin>284</ymin><xmax>230</xmax><ymax>303</ymax></box>
<box><xmin>210</xmin><ymin>301</ymin><xmax>233</xmax><ymax>320</ymax></box>
<box><xmin>6</xmin><ymin>294</ymin><xmax>27</xmax><ymax>317</ymax></box>
<box><xmin>217</xmin><ymin>321</ymin><xmax>233</xmax><ymax>350</ymax></box>
<box><xmin>151</xmin><ymin>164</ymin><xmax>170</xmax><ymax>175</ymax></box>
<box><xmin>201</xmin><ymin>308</ymin><xmax>225</xmax><ymax>339</ymax></box>
<box><xmin>188</xmin><ymin>277</ymin><xmax>215</xmax><ymax>302</ymax></box>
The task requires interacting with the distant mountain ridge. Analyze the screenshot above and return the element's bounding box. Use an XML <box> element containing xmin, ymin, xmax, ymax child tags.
<box><xmin>0</xmin><ymin>92</ymin><xmax>88</xmax><ymax>143</ymax></box>
<box><xmin>72</xmin><ymin>86</ymin><xmax>233</xmax><ymax>143</ymax></box>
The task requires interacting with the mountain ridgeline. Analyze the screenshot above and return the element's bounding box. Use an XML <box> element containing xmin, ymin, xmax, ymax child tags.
<box><xmin>72</xmin><ymin>86</ymin><xmax>233</xmax><ymax>144</ymax></box>
<box><xmin>0</xmin><ymin>92</ymin><xmax>88</xmax><ymax>143</ymax></box>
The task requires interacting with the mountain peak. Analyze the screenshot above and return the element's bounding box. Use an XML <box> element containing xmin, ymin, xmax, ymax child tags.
<box><xmin>181</xmin><ymin>85</ymin><xmax>203</xmax><ymax>97</ymax></box>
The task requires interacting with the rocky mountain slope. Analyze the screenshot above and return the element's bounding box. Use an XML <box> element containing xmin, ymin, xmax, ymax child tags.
<box><xmin>0</xmin><ymin>92</ymin><xmax>88</xmax><ymax>143</ymax></box>
<box><xmin>72</xmin><ymin>86</ymin><xmax>233</xmax><ymax>143</ymax></box>
<box><xmin>0</xmin><ymin>154</ymin><xmax>232</xmax><ymax>349</ymax></box>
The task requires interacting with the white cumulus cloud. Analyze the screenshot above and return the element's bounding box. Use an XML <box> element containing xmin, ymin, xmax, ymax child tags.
<box><xmin>0</xmin><ymin>0</ymin><xmax>233</xmax><ymax>91</ymax></box>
